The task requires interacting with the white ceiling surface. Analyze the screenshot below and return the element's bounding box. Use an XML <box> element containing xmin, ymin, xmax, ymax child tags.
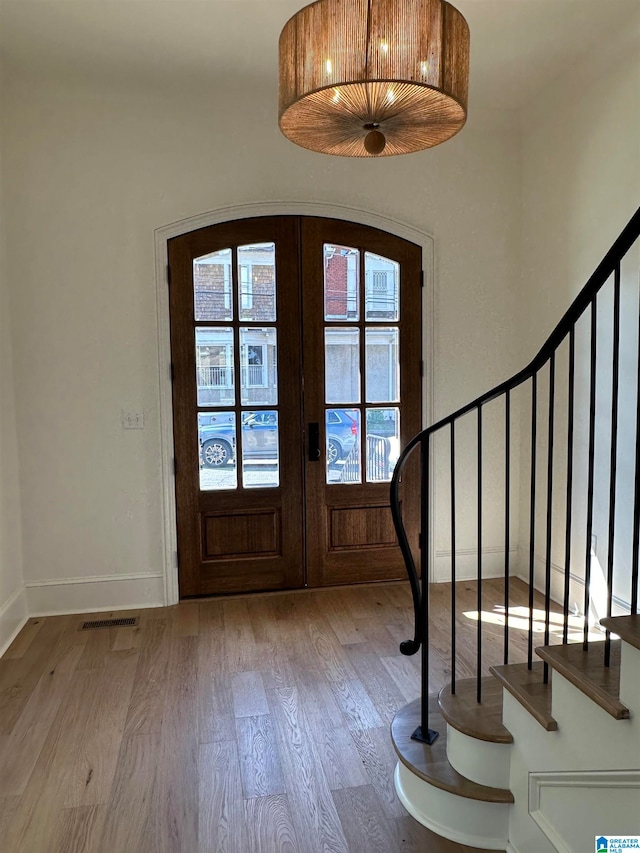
<box><xmin>0</xmin><ymin>0</ymin><xmax>638</xmax><ymax>109</ymax></box>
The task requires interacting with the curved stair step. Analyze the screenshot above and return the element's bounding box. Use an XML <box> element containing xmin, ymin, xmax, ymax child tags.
<box><xmin>438</xmin><ymin>676</ymin><xmax>513</xmax><ymax>743</ymax></box>
<box><xmin>392</xmin><ymin>696</ymin><xmax>513</xmax><ymax>850</ymax></box>
<box><xmin>391</xmin><ymin>696</ymin><xmax>514</xmax><ymax>804</ymax></box>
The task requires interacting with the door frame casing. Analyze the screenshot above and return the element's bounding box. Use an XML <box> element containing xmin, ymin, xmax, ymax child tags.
<box><xmin>155</xmin><ymin>202</ymin><xmax>435</xmax><ymax>605</ymax></box>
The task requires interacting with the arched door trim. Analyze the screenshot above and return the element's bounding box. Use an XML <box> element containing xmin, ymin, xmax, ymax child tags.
<box><xmin>154</xmin><ymin>202</ymin><xmax>435</xmax><ymax>605</ymax></box>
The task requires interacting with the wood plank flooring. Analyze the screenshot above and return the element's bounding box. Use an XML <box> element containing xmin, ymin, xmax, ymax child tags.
<box><xmin>0</xmin><ymin>578</ymin><xmax>541</xmax><ymax>853</ymax></box>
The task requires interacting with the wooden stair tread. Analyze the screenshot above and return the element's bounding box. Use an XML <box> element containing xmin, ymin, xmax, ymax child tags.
<box><xmin>600</xmin><ymin>614</ymin><xmax>640</xmax><ymax>651</ymax></box>
<box><xmin>438</xmin><ymin>677</ymin><xmax>513</xmax><ymax>743</ymax></box>
<box><xmin>490</xmin><ymin>661</ymin><xmax>557</xmax><ymax>731</ymax></box>
<box><xmin>391</xmin><ymin>696</ymin><xmax>514</xmax><ymax>804</ymax></box>
<box><xmin>536</xmin><ymin>640</ymin><xmax>629</xmax><ymax>720</ymax></box>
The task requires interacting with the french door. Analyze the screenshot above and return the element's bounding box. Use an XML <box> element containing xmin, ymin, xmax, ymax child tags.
<box><xmin>168</xmin><ymin>216</ymin><xmax>422</xmax><ymax>597</ymax></box>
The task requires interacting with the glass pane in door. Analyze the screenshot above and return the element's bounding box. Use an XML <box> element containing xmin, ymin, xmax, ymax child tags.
<box><xmin>238</xmin><ymin>243</ymin><xmax>277</xmax><ymax>321</ymax></box>
<box><xmin>239</xmin><ymin>327</ymin><xmax>278</xmax><ymax>405</ymax></box>
<box><xmin>365</xmin><ymin>327</ymin><xmax>399</xmax><ymax>402</ymax></box>
<box><xmin>366</xmin><ymin>407</ymin><xmax>399</xmax><ymax>482</ymax></box>
<box><xmin>326</xmin><ymin>408</ymin><xmax>360</xmax><ymax>484</ymax></box>
<box><xmin>194</xmin><ymin>248</ymin><xmax>233</xmax><ymax>321</ymax></box>
<box><xmin>324</xmin><ymin>244</ymin><xmax>359</xmax><ymax>320</ymax></box>
<box><xmin>195</xmin><ymin>327</ymin><xmax>235</xmax><ymax>406</ymax></box>
<box><xmin>198</xmin><ymin>411</ymin><xmax>237</xmax><ymax>491</ymax></box>
<box><xmin>365</xmin><ymin>252</ymin><xmax>399</xmax><ymax>321</ymax></box>
<box><xmin>241</xmin><ymin>410</ymin><xmax>279</xmax><ymax>489</ymax></box>
<box><xmin>324</xmin><ymin>328</ymin><xmax>360</xmax><ymax>404</ymax></box>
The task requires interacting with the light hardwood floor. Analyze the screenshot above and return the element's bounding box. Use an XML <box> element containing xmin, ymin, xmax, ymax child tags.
<box><xmin>0</xmin><ymin>578</ymin><xmax>543</xmax><ymax>853</ymax></box>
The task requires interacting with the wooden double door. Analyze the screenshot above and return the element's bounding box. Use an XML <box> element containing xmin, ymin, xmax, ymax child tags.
<box><xmin>169</xmin><ymin>216</ymin><xmax>422</xmax><ymax>597</ymax></box>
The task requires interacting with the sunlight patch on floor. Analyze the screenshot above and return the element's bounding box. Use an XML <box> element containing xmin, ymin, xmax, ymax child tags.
<box><xmin>462</xmin><ymin>606</ymin><xmax>604</xmax><ymax>643</ymax></box>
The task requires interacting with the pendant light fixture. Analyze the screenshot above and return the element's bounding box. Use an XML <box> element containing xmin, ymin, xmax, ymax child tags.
<box><xmin>278</xmin><ymin>0</ymin><xmax>469</xmax><ymax>157</ymax></box>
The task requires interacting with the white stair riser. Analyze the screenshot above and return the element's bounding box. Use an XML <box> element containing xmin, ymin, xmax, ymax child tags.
<box><xmin>394</xmin><ymin>761</ymin><xmax>510</xmax><ymax>851</ymax></box>
<box><xmin>502</xmin><ymin>684</ymin><xmax>640</xmax><ymax>774</ymax></box>
<box><xmin>619</xmin><ymin>643</ymin><xmax>640</xmax><ymax>709</ymax></box>
<box><xmin>550</xmin><ymin>673</ymin><xmax>640</xmax><ymax>766</ymax></box>
<box><xmin>446</xmin><ymin>724</ymin><xmax>512</xmax><ymax>788</ymax></box>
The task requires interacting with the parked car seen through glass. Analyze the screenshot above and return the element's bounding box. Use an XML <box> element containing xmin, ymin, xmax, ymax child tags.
<box><xmin>199</xmin><ymin>409</ymin><xmax>359</xmax><ymax>468</ymax></box>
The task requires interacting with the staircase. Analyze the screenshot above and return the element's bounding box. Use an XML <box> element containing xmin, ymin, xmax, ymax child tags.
<box><xmin>389</xmin><ymin>208</ymin><xmax>640</xmax><ymax>853</ymax></box>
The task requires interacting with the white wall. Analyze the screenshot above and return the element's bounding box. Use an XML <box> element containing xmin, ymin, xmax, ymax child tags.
<box><xmin>0</xmin><ymin>63</ymin><xmax>26</xmax><ymax>651</ymax></box>
<box><xmin>0</xmin><ymin>68</ymin><xmax>521</xmax><ymax>612</ymax></box>
<box><xmin>517</xmin><ymin>19</ymin><xmax>640</xmax><ymax>616</ymax></box>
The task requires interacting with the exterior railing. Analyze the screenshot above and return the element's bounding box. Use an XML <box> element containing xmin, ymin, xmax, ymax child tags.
<box><xmin>196</xmin><ymin>364</ymin><xmax>265</xmax><ymax>388</ymax></box>
<box><xmin>390</xmin><ymin>206</ymin><xmax>640</xmax><ymax>744</ymax></box>
<box><xmin>340</xmin><ymin>434</ymin><xmax>391</xmax><ymax>483</ymax></box>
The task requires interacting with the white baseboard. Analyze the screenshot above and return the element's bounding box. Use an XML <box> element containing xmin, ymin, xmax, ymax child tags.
<box><xmin>513</xmin><ymin>552</ymin><xmax>632</xmax><ymax>614</ymax></box>
<box><xmin>434</xmin><ymin>546</ymin><xmax>519</xmax><ymax>583</ymax></box>
<box><xmin>25</xmin><ymin>572</ymin><xmax>165</xmax><ymax>616</ymax></box>
<box><xmin>0</xmin><ymin>585</ymin><xmax>28</xmax><ymax>657</ymax></box>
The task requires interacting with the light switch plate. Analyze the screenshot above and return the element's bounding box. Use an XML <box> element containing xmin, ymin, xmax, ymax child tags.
<box><xmin>122</xmin><ymin>409</ymin><xmax>144</xmax><ymax>429</ymax></box>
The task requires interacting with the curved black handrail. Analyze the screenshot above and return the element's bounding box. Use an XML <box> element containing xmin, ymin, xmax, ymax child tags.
<box><xmin>391</xmin><ymin>205</ymin><xmax>640</xmax><ymax>656</ymax></box>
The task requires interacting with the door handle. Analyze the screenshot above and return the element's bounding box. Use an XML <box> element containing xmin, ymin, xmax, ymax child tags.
<box><xmin>308</xmin><ymin>423</ymin><xmax>321</xmax><ymax>461</ymax></box>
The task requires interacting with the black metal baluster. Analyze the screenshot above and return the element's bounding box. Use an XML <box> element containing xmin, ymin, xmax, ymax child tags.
<box><xmin>387</xmin><ymin>213</ymin><xmax>640</xmax><ymax>758</ymax></box>
<box><xmin>413</xmin><ymin>434</ymin><xmax>438</xmax><ymax>745</ymax></box>
<box><xmin>605</xmin><ymin>267</ymin><xmax>621</xmax><ymax>666</ymax></box>
<box><xmin>451</xmin><ymin>420</ymin><xmax>457</xmax><ymax>694</ymax></box>
<box><xmin>420</xmin><ymin>434</ymin><xmax>430</xmax><ymax>731</ymax></box>
<box><xmin>528</xmin><ymin>375</ymin><xmax>538</xmax><ymax>669</ymax></box>
<box><xmin>544</xmin><ymin>354</ymin><xmax>555</xmax><ymax>684</ymax></box>
<box><xmin>633</xmin><ymin>284</ymin><xmax>640</xmax><ymax>617</ymax></box>
<box><xmin>477</xmin><ymin>405</ymin><xmax>483</xmax><ymax>703</ymax></box>
<box><xmin>584</xmin><ymin>297</ymin><xmax>598</xmax><ymax>650</ymax></box>
<box><xmin>504</xmin><ymin>390</ymin><xmax>511</xmax><ymax>665</ymax></box>
<box><xmin>563</xmin><ymin>328</ymin><xmax>575</xmax><ymax>644</ymax></box>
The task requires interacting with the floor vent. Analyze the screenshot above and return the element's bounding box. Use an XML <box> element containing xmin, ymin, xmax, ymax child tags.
<box><xmin>79</xmin><ymin>616</ymin><xmax>139</xmax><ymax>631</ymax></box>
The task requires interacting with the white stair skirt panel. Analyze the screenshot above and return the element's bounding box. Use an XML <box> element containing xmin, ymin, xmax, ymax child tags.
<box><xmin>501</xmin><ymin>639</ymin><xmax>640</xmax><ymax>853</ymax></box>
<box><xmin>528</xmin><ymin>769</ymin><xmax>640</xmax><ymax>853</ymax></box>
<box><xmin>394</xmin><ymin>762</ymin><xmax>510</xmax><ymax>851</ymax></box>
<box><xmin>446</xmin><ymin>725</ymin><xmax>512</xmax><ymax>789</ymax></box>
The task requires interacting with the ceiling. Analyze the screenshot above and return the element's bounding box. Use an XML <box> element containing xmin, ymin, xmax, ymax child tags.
<box><xmin>0</xmin><ymin>0</ymin><xmax>638</xmax><ymax>110</ymax></box>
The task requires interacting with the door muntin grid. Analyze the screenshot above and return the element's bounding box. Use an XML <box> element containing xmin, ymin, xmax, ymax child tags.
<box><xmin>323</xmin><ymin>245</ymin><xmax>401</xmax><ymax>484</ymax></box>
<box><xmin>194</xmin><ymin>243</ymin><xmax>280</xmax><ymax>491</ymax></box>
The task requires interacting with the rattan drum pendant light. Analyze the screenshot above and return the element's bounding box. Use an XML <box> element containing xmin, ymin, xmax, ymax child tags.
<box><xmin>279</xmin><ymin>0</ymin><xmax>470</xmax><ymax>157</ymax></box>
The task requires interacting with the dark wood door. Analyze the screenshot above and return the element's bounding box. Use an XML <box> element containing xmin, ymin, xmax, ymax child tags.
<box><xmin>169</xmin><ymin>216</ymin><xmax>421</xmax><ymax>597</ymax></box>
<box><xmin>300</xmin><ymin>218</ymin><xmax>422</xmax><ymax>587</ymax></box>
<box><xmin>169</xmin><ymin>217</ymin><xmax>305</xmax><ymax>596</ymax></box>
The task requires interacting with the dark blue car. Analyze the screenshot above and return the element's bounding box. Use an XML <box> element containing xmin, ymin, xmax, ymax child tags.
<box><xmin>199</xmin><ymin>409</ymin><xmax>358</xmax><ymax>467</ymax></box>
